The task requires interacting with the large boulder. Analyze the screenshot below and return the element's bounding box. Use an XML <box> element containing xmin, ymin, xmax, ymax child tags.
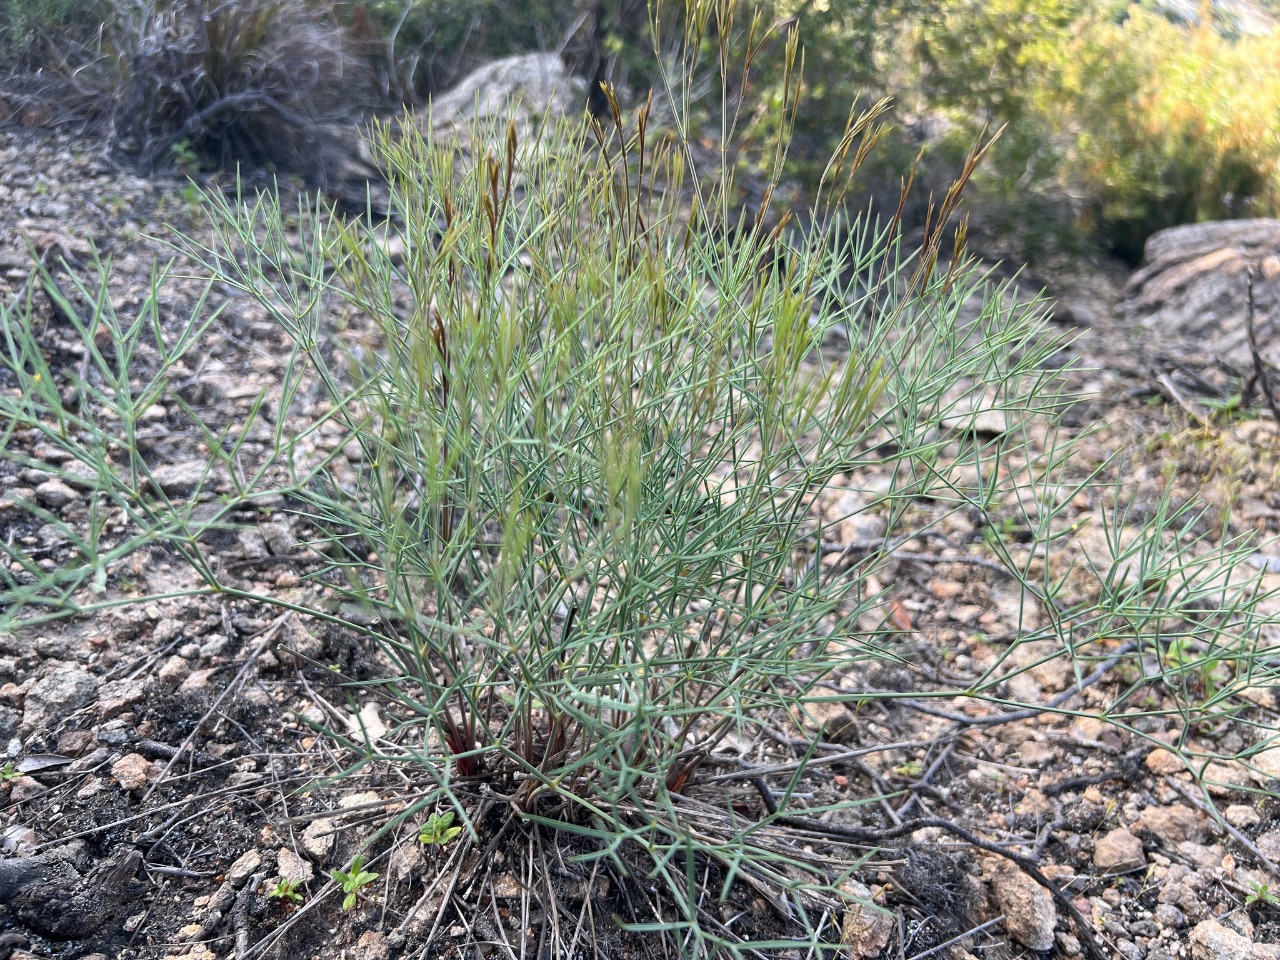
<box><xmin>419</xmin><ymin>52</ymin><xmax>586</xmax><ymax>152</ymax></box>
<box><xmin>1119</xmin><ymin>219</ymin><xmax>1280</xmax><ymax>373</ymax></box>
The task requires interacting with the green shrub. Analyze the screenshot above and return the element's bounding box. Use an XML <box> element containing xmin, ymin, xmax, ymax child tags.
<box><xmin>0</xmin><ymin>0</ymin><xmax>103</xmax><ymax>69</ymax></box>
<box><xmin>1</xmin><ymin>0</ymin><xmax>1277</xmax><ymax>954</ymax></box>
<box><xmin>1053</xmin><ymin>7</ymin><xmax>1280</xmax><ymax>259</ymax></box>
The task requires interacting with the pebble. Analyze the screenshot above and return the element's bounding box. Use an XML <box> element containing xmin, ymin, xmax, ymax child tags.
<box><xmin>992</xmin><ymin>866</ymin><xmax>1056</xmax><ymax>952</ymax></box>
<box><xmin>24</xmin><ymin>667</ymin><xmax>99</xmax><ymax>729</ymax></box>
<box><xmin>226</xmin><ymin>849</ymin><xmax>262</xmax><ymax>886</ymax></box>
<box><xmin>1095</xmin><ymin>827</ymin><xmax>1146</xmax><ymax>874</ymax></box>
<box><xmin>1189</xmin><ymin>919</ymin><xmax>1251</xmax><ymax>960</ymax></box>
<box><xmin>111</xmin><ymin>753</ymin><xmax>157</xmax><ymax>790</ymax></box>
<box><xmin>301</xmin><ymin>817</ymin><xmax>335</xmax><ymax>862</ymax></box>
<box><xmin>1146</xmin><ymin>748</ymin><xmax>1185</xmax><ymax>775</ymax></box>
<box><xmin>1134</xmin><ymin>804</ymin><xmax>1213</xmax><ymax>844</ymax></box>
<box><xmin>840</xmin><ymin>880</ymin><xmax>894</xmax><ymax>959</ymax></box>
<box><xmin>276</xmin><ymin>847</ymin><xmax>314</xmax><ymax>883</ymax></box>
<box><xmin>1249</xmin><ymin>747</ymin><xmax>1280</xmax><ymax>783</ymax></box>
<box><xmin>34</xmin><ymin>478</ymin><xmax>77</xmax><ymax>509</ymax></box>
<box><xmin>1224</xmin><ymin>805</ymin><xmax>1260</xmax><ymax>829</ymax></box>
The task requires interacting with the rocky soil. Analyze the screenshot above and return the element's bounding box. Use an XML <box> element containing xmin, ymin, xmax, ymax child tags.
<box><xmin>2</xmin><ymin>121</ymin><xmax>1280</xmax><ymax>960</ymax></box>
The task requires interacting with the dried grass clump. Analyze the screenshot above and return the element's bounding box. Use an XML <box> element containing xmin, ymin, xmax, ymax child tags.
<box><xmin>104</xmin><ymin>0</ymin><xmax>374</xmax><ymax>175</ymax></box>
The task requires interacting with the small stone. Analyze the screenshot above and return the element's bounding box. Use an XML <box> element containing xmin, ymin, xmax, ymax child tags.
<box><xmin>259</xmin><ymin>522</ymin><xmax>298</xmax><ymax>555</ymax></box>
<box><xmin>840</xmin><ymin>881</ymin><xmax>894</xmax><ymax>959</ymax></box>
<box><xmin>1020</xmin><ymin>740</ymin><xmax>1056</xmax><ymax>767</ymax></box>
<box><xmin>1095</xmin><ymin>827</ymin><xmax>1146</xmax><ymax>874</ymax></box>
<box><xmin>301</xmin><ymin>818</ymin><xmax>335</xmax><ymax>862</ymax></box>
<box><xmin>388</xmin><ymin>839</ymin><xmax>423</xmax><ymax>883</ymax></box>
<box><xmin>55</xmin><ymin>729</ymin><xmax>94</xmax><ymax>756</ymax></box>
<box><xmin>1177</xmin><ymin>841</ymin><xmax>1225</xmax><ymax>872</ymax></box>
<box><xmin>111</xmin><ymin>753</ymin><xmax>156</xmax><ymax>790</ymax></box>
<box><xmin>1225</xmin><ymin>805</ymin><xmax>1260</xmax><ymax>830</ymax></box>
<box><xmin>149</xmin><ymin>461</ymin><xmax>210</xmax><ymax>496</ymax></box>
<box><xmin>1250</xmin><ymin>747</ymin><xmax>1280</xmax><ymax>786</ymax></box>
<box><xmin>34</xmin><ymin>478</ymin><xmax>77</xmax><ymax>509</ymax></box>
<box><xmin>1189</xmin><ymin>919</ymin><xmax>1251</xmax><ymax>960</ymax></box>
<box><xmin>27</xmin><ymin>667</ymin><xmax>98</xmax><ymax>713</ymax></box>
<box><xmin>1255</xmin><ymin>830</ymin><xmax>1280</xmax><ymax>862</ymax></box>
<box><xmin>1057</xmin><ymin>932</ymin><xmax>1083</xmax><ymax>957</ymax></box>
<box><xmin>225</xmin><ymin>849</ymin><xmax>261</xmax><ymax>886</ymax></box>
<box><xmin>157</xmin><ymin>656</ymin><xmax>190</xmax><ymax>685</ymax></box>
<box><xmin>346</xmin><ymin>702</ymin><xmax>387</xmax><ymax>744</ymax></box>
<box><xmin>276</xmin><ymin>847</ymin><xmax>314</xmax><ymax>884</ymax></box>
<box><xmin>179</xmin><ymin>667</ymin><xmax>219</xmax><ymax>692</ymax></box>
<box><xmin>1134</xmin><ymin>804</ymin><xmax>1213</xmax><ymax>844</ymax></box>
<box><xmin>1156</xmin><ymin>903</ymin><xmax>1187</xmax><ymax>929</ymax></box>
<box><xmin>993</xmin><ymin>866</ymin><xmax>1057</xmax><ymax>952</ymax></box>
<box><xmin>7</xmin><ymin>776</ymin><xmax>43</xmax><ymax>803</ymax></box>
<box><xmin>1146</xmin><ymin>748</ymin><xmax>1185</xmax><ymax>775</ymax></box>
<box><xmin>353</xmin><ymin>931</ymin><xmax>389</xmax><ymax>960</ymax></box>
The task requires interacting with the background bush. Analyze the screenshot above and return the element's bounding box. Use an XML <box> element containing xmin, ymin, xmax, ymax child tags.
<box><xmin>3</xmin><ymin>1</ymin><xmax>1280</xmax><ymax>264</ymax></box>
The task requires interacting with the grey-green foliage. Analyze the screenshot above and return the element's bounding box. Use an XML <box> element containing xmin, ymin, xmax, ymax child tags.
<box><xmin>0</xmin><ymin>0</ymin><xmax>101</xmax><ymax>66</ymax></box>
<box><xmin>0</xmin><ymin>4</ymin><xmax>1277</xmax><ymax>952</ymax></box>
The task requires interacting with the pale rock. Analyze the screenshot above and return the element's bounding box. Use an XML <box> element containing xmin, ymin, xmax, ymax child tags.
<box><xmin>259</xmin><ymin>522</ymin><xmax>298</xmax><ymax>555</ymax></box>
<box><xmin>301</xmin><ymin>818</ymin><xmax>335</xmax><ymax>862</ymax></box>
<box><xmin>1224</xmin><ymin>805</ymin><xmax>1260</xmax><ymax>830</ymax></box>
<box><xmin>1237</xmin><ymin>685</ymin><xmax>1278</xmax><ymax>709</ymax></box>
<box><xmin>226</xmin><ymin>849</ymin><xmax>262</xmax><ymax>885</ymax></box>
<box><xmin>352</xmin><ymin>930</ymin><xmax>390</xmax><ymax>960</ymax></box>
<box><xmin>1135</xmin><ymin>804</ymin><xmax>1213</xmax><ymax>844</ymax></box>
<box><xmin>1189</xmin><ymin>919</ymin><xmax>1252</xmax><ymax>960</ymax></box>
<box><xmin>34</xmin><ymin>478</ymin><xmax>77</xmax><ymax>509</ymax></box>
<box><xmin>1203</xmin><ymin>761</ymin><xmax>1248</xmax><ymax>794</ymax></box>
<box><xmin>1019</xmin><ymin>739</ymin><xmax>1056</xmax><ymax>767</ymax></box>
<box><xmin>179</xmin><ymin>667</ymin><xmax>219</xmax><ymax>692</ymax></box>
<box><xmin>1255</xmin><ymin>830</ymin><xmax>1280</xmax><ymax>863</ymax></box>
<box><xmin>150</xmin><ymin>461</ymin><xmax>212</xmax><ymax>495</ymax></box>
<box><xmin>345</xmin><ymin>702</ymin><xmax>388</xmax><ymax>744</ymax></box>
<box><xmin>111</xmin><ymin>753</ymin><xmax>156</xmax><ymax>790</ymax></box>
<box><xmin>1094</xmin><ymin>827</ymin><xmax>1146</xmax><ymax>874</ymax></box>
<box><xmin>157</xmin><ymin>655</ymin><xmax>190</xmax><ymax>685</ymax></box>
<box><xmin>276</xmin><ymin>847</ymin><xmax>314</xmax><ymax>884</ymax></box>
<box><xmin>1070</xmin><ymin>716</ymin><xmax>1105</xmax><ymax>742</ymax></box>
<box><xmin>992</xmin><ymin>866</ymin><xmax>1056</xmax><ymax>952</ymax></box>
<box><xmin>1004</xmin><ymin>671</ymin><xmax>1042</xmax><ymax>705</ymax></box>
<box><xmin>26</xmin><ymin>666</ymin><xmax>98</xmax><ymax>716</ymax></box>
<box><xmin>8</xmin><ymin>776</ymin><xmax>42</xmax><ymax>803</ymax></box>
<box><xmin>1176</xmin><ymin>841</ymin><xmax>1224</xmax><ymax>872</ymax></box>
<box><xmin>1249</xmin><ymin>746</ymin><xmax>1280</xmax><ymax>784</ymax></box>
<box><xmin>95</xmin><ymin>678</ymin><xmax>148</xmax><ymax>718</ymax></box>
<box><xmin>388</xmin><ymin>839</ymin><xmax>423</xmax><ymax>882</ymax></box>
<box><xmin>841</xmin><ymin>880</ymin><xmax>894</xmax><ymax>960</ymax></box>
<box><xmin>1145</xmin><ymin>748</ymin><xmax>1186</xmax><ymax>775</ymax></box>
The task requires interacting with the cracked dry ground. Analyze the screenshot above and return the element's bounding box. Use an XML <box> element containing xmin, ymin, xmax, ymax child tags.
<box><xmin>1</xmin><ymin>125</ymin><xmax>1280</xmax><ymax>960</ymax></box>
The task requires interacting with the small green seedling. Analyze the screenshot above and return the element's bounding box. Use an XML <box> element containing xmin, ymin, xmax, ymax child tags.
<box><xmin>170</xmin><ymin>137</ymin><xmax>199</xmax><ymax>174</ymax></box>
<box><xmin>1246</xmin><ymin>879</ymin><xmax>1280</xmax><ymax>908</ymax></box>
<box><xmin>266</xmin><ymin>877</ymin><xmax>304</xmax><ymax>903</ymax></box>
<box><xmin>418</xmin><ymin>810</ymin><xmax>463</xmax><ymax>847</ymax></box>
<box><xmin>331</xmin><ymin>855</ymin><xmax>378</xmax><ymax>911</ymax></box>
<box><xmin>0</xmin><ymin>762</ymin><xmax>18</xmax><ymax>782</ymax></box>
